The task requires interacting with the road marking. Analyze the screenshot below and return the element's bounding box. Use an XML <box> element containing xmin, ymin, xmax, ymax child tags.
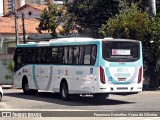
<box><xmin>0</xmin><ymin>108</ymin><xmax>114</xmax><ymax>111</ymax></box>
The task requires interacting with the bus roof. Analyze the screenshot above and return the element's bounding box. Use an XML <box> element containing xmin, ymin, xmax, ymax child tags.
<box><xmin>16</xmin><ymin>37</ymin><xmax>140</xmax><ymax>48</ymax></box>
<box><xmin>49</xmin><ymin>37</ymin><xmax>99</xmax><ymax>42</ymax></box>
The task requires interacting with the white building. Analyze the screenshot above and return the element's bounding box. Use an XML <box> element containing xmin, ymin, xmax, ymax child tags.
<box><xmin>4</xmin><ymin>4</ymin><xmax>47</xmax><ymax>19</ymax></box>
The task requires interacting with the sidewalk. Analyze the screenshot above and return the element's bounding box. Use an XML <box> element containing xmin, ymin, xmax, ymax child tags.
<box><xmin>2</xmin><ymin>85</ymin><xmax>14</xmax><ymax>89</ymax></box>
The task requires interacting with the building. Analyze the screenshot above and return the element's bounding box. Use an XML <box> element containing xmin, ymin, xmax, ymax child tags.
<box><xmin>1</xmin><ymin>0</ymin><xmax>73</xmax><ymax>16</ymax></box>
<box><xmin>25</xmin><ymin>0</ymin><xmax>52</xmax><ymax>4</ymax></box>
<box><xmin>2</xmin><ymin>0</ymin><xmax>25</xmax><ymax>16</ymax></box>
<box><xmin>0</xmin><ymin>0</ymin><xmax>69</xmax><ymax>85</ymax></box>
<box><xmin>2</xmin><ymin>0</ymin><xmax>51</xmax><ymax>16</ymax></box>
<box><xmin>0</xmin><ymin>16</ymin><xmax>50</xmax><ymax>85</ymax></box>
<box><xmin>4</xmin><ymin>4</ymin><xmax>47</xmax><ymax>19</ymax></box>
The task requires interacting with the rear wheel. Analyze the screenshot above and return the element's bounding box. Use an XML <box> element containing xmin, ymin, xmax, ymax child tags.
<box><xmin>22</xmin><ymin>79</ymin><xmax>31</xmax><ymax>95</ymax></box>
<box><xmin>0</xmin><ymin>93</ymin><xmax>2</xmax><ymax>102</ymax></box>
<box><xmin>60</xmin><ymin>82</ymin><xmax>69</xmax><ymax>101</ymax></box>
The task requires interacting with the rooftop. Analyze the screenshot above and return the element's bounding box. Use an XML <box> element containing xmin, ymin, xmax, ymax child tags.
<box><xmin>18</xmin><ymin>4</ymin><xmax>47</xmax><ymax>11</ymax></box>
<box><xmin>0</xmin><ymin>17</ymin><xmax>47</xmax><ymax>34</ymax></box>
<box><xmin>3</xmin><ymin>4</ymin><xmax>47</xmax><ymax>17</ymax></box>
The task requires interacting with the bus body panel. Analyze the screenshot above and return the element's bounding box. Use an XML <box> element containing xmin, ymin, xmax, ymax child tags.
<box><xmin>13</xmin><ymin>38</ymin><xmax>143</xmax><ymax>97</ymax></box>
<box><xmin>95</xmin><ymin>40</ymin><xmax>143</xmax><ymax>93</ymax></box>
<box><xmin>14</xmin><ymin>65</ymin><xmax>100</xmax><ymax>94</ymax></box>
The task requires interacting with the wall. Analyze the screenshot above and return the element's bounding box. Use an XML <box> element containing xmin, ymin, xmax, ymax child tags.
<box><xmin>9</xmin><ymin>7</ymin><xmax>42</xmax><ymax>18</ymax></box>
<box><xmin>18</xmin><ymin>7</ymin><xmax>42</xmax><ymax>18</ymax></box>
<box><xmin>0</xmin><ymin>55</ymin><xmax>13</xmax><ymax>85</ymax></box>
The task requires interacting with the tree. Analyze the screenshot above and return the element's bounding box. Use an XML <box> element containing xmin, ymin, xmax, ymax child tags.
<box><xmin>37</xmin><ymin>4</ymin><xmax>66</xmax><ymax>37</ymax></box>
<box><xmin>4</xmin><ymin>61</ymin><xmax>14</xmax><ymax>85</ymax></box>
<box><xmin>99</xmin><ymin>4</ymin><xmax>150</xmax><ymax>40</ymax></box>
<box><xmin>99</xmin><ymin>4</ymin><xmax>160</xmax><ymax>89</ymax></box>
<box><xmin>37</xmin><ymin>1</ymin><xmax>135</xmax><ymax>38</ymax></box>
<box><xmin>67</xmin><ymin>0</ymin><xmax>123</xmax><ymax>37</ymax></box>
<box><xmin>143</xmin><ymin>14</ymin><xmax>160</xmax><ymax>88</ymax></box>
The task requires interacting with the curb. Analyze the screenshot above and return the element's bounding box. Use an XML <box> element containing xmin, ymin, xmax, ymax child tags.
<box><xmin>2</xmin><ymin>85</ymin><xmax>14</xmax><ymax>89</ymax></box>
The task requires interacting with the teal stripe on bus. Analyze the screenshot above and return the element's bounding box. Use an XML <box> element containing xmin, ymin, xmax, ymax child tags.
<box><xmin>17</xmin><ymin>44</ymin><xmax>38</xmax><ymax>47</ymax></box>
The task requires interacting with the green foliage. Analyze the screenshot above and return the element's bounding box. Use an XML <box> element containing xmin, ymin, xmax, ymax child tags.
<box><xmin>38</xmin><ymin>0</ymin><xmax>124</xmax><ymax>38</ymax></box>
<box><xmin>99</xmin><ymin>4</ymin><xmax>150</xmax><ymax>40</ymax></box>
<box><xmin>37</xmin><ymin>4</ymin><xmax>65</xmax><ymax>37</ymax></box>
<box><xmin>4</xmin><ymin>61</ymin><xmax>14</xmax><ymax>81</ymax></box>
<box><xmin>99</xmin><ymin>4</ymin><xmax>160</xmax><ymax>88</ymax></box>
<box><xmin>67</xmin><ymin>0</ymin><xmax>122</xmax><ymax>37</ymax></box>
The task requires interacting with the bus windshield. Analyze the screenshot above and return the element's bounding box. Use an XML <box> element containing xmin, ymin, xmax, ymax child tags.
<box><xmin>102</xmin><ymin>41</ymin><xmax>140</xmax><ymax>62</ymax></box>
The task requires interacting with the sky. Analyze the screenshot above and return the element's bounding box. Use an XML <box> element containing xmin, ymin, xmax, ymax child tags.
<box><xmin>0</xmin><ymin>0</ymin><xmax>3</xmax><ymax>16</ymax></box>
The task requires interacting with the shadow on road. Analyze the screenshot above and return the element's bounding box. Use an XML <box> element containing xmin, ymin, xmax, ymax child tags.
<box><xmin>4</xmin><ymin>90</ymin><xmax>135</xmax><ymax>106</ymax></box>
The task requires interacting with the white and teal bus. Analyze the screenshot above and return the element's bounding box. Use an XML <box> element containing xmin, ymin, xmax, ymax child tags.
<box><xmin>13</xmin><ymin>37</ymin><xmax>143</xmax><ymax>100</ymax></box>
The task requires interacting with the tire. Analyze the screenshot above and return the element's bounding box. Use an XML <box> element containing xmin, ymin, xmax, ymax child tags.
<box><xmin>0</xmin><ymin>93</ymin><xmax>2</xmax><ymax>102</ymax></box>
<box><xmin>22</xmin><ymin>79</ymin><xmax>31</xmax><ymax>95</ymax></box>
<box><xmin>60</xmin><ymin>82</ymin><xmax>70</xmax><ymax>101</ymax></box>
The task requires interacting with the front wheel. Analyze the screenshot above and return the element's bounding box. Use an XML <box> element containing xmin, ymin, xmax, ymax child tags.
<box><xmin>60</xmin><ymin>82</ymin><xmax>70</xmax><ymax>101</ymax></box>
<box><xmin>22</xmin><ymin>80</ymin><xmax>31</xmax><ymax>95</ymax></box>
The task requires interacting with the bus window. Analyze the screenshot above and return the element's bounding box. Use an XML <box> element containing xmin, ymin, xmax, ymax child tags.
<box><xmin>84</xmin><ymin>46</ymin><xmax>91</xmax><ymax>65</ymax></box>
<box><xmin>27</xmin><ymin>48</ymin><xmax>32</xmax><ymax>64</ymax></box>
<box><xmin>37</xmin><ymin>48</ymin><xmax>42</xmax><ymax>63</ymax></box>
<box><xmin>79</xmin><ymin>46</ymin><xmax>84</xmax><ymax>64</ymax></box>
<box><xmin>57</xmin><ymin>47</ymin><xmax>64</xmax><ymax>64</ymax></box>
<box><xmin>103</xmin><ymin>41</ymin><xmax>140</xmax><ymax>62</ymax></box>
<box><xmin>46</xmin><ymin>47</ymin><xmax>51</xmax><ymax>63</ymax></box>
<box><xmin>14</xmin><ymin>48</ymin><xmax>22</xmax><ymax>71</ymax></box>
<box><xmin>63</xmin><ymin>47</ymin><xmax>69</xmax><ymax>64</ymax></box>
<box><xmin>22</xmin><ymin>48</ymin><xmax>28</xmax><ymax>65</ymax></box>
<box><xmin>73</xmin><ymin>47</ymin><xmax>79</xmax><ymax>64</ymax></box>
<box><xmin>68</xmin><ymin>47</ymin><xmax>73</xmax><ymax>64</ymax></box>
<box><xmin>52</xmin><ymin>47</ymin><xmax>58</xmax><ymax>63</ymax></box>
<box><xmin>41</xmin><ymin>48</ymin><xmax>48</xmax><ymax>63</ymax></box>
<box><xmin>91</xmin><ymin>46</ymin><xmax>97</xmax><ymax>65</ymax></box>
<box><xmin>32</xmin><ymin>48</ymin><xmax>37</xmax><ymax>63</ymax></box>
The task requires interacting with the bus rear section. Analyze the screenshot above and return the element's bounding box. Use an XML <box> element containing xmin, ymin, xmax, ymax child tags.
<box><xmin>97</xmin><ymin>40</ymin><xmax>143</xmax><ymax>94</ymax></box>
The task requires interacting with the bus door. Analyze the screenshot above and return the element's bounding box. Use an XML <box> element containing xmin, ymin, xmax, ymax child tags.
<box><xmin>34</xmin><ymin>65</ymin><xmax>52</xmax><ymax>90</ymax></box>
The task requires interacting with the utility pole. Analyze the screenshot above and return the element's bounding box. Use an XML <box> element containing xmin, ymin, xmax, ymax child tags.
<box><xmin>148</xmin><ymin>0</ymin><xmax>156</xmax><ymax>43</ymax></box>
<box><xmin>148</xmin><ymin>0</ymin><xmax>157</xmax><ymax>89</ymax></box>
<box><xmin>14</xmin><ymin>0</ymin><xmax>19</xmax><ymax>45</ymax></box>
<box><xmin>22</xmin><ymin>13</ymin><xmax>26</xmax><ymax>44</ymax></box>
<box><xmin>149</xmin><ymin>0</ymin><xmax>156</xmax><ymax>17</ymax></box>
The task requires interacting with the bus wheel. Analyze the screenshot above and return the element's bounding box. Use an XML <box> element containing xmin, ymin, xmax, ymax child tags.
<box><xmin>22</xmin><ymin>79</ymin><xmax>31</xmax><ymax>95</ymax></box>
<box><xmin>0</xmin><ymin>93</ymin><xmax>2</xmax><ymax>102</ymax></box>
<box><xmin>60</xmin><ymin>82</ymin><xmax>69</xmax><ymax>101</ymax></box>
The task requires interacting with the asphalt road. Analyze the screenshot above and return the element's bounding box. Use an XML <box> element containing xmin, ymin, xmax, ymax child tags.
<box><xmin>0</xmin><ymin>88</ymin><xmax>160</xmax><ymax>119</ymax></box>
<box><xmin>0</xmin><ymin>88</ymin><xmax>160</xmax><ymax>111</ymax></box>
